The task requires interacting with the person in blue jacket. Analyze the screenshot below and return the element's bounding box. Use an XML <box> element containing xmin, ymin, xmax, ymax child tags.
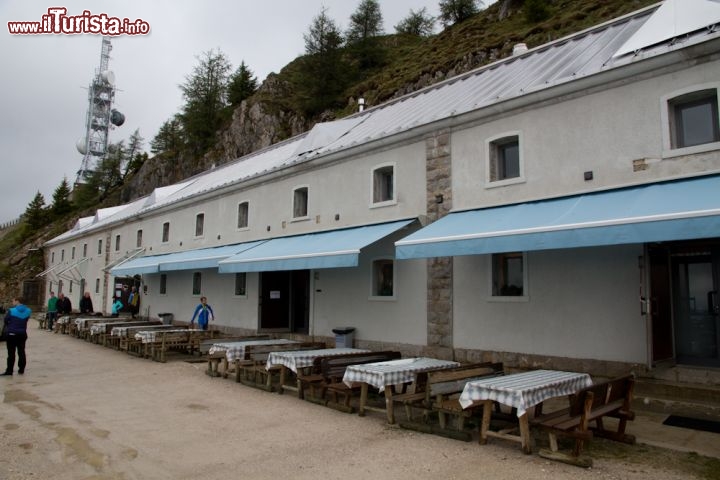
<box><xmin>190</xmin><ymin>296</ymin><xmax>215</xmax><ymax>330</ymax></box>
<box><xmin>110</xmin><ymin>296</ymin><xmax>123</xmax><ymax>317</ymax></box>
<box><xmin>3</xmin><ymin>296</ymin><xmax>31</xmax><ymax>376</ymax></box>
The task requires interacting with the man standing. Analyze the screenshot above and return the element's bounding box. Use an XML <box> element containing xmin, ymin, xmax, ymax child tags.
<box><xmin>46</xmin><ymin>291</ymin><xmax>58</xmax><ymax>331</ymax></box>
<box><xmin>2</xmin><ymin>297</ymin><xmax>31</xmax><ymax>376</ymax></box>
<box><xmin>57</xmin><ymin>292</ymin><xmax>72</xmax><ymax>315</ymax></box>
<box><xmin>79</xmin><ymin>292</ymin><xmax>94</xmax><ymax>314</ymax></box>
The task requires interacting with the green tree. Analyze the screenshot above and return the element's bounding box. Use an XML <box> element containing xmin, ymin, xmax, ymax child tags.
<box><xmin>123</xmin><ymin>129</ymin><xmax>145</xmax><ymax>179</ymax></box>
<box><xmin>24</xmin><ymin>191</ymin><xmax>47</xmax><ymax>229</ymax></box>
<box><xmin>297</xmin><ymin>8</ymin><xmax>348</xmax><ymax>115</ymax></box>
<box><xmin>84</xmin><ymin>141</ymin><xmax>124</xmax><ymax>199</ymax></box>
<box><xmin>151</xmin><ymin>116</ymin><xmax>185</xmax><ymax>155</ymax></box>
<box><xmin>179</xmin><ymin>49</ymin><xmax>232</xmax><ymax>155</ymax></box>
<box><xmin>346</xmin><ymin>0</ymin><xmax>383</xmax><ymax>42</ymax></box>
<box><xmin>395</xmin><ymin>7</ymin><xmax>436</xmax><ymax>36</ymax></box>
<box><xmin>228</xmin><ymin>61</ymin><xmax>258</xmax><ymax>107</ymax></box>
<box><xmin>438</xmin><ymin>0</ymin><xmax>482</xmax><ymax>27</ymax></box>
<box><xmin>51</xmin><ymin>177</ymin><xmax>73</xmax><ymax>217</ymax></box>
<box><xmin>524</xmin><ymin>0</ymin><xmax>551</xmax><ymax>23</ymax></box>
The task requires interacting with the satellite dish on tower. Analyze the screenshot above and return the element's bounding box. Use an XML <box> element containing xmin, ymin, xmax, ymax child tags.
<box><xmin>101</xmin><ymin>70</ymin><xmax>115</xmax><ymax>85</ymax></box>
<box><xmin>76</xmin><ymin>138</ymin><xmax>88</xmax><ymax>155</ymax></box>
<box><xmin>110</xmin><ymin>109</ymin><xmax>125</xmax><ymax>126</ymax></box>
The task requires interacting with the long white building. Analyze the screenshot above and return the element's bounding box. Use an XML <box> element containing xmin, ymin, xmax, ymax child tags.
<box><xmin>43</xmin><ymin>0</ymin><xmax>720</xmax><ymax>379</ymax></box>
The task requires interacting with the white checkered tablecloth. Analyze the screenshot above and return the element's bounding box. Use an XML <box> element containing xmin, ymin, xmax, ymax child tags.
<box><xmin>342</xmin><ymin>357</ymin><xmax>460</xmax><ymax>392</ymax></box>
<box><xmin>134</xmin><ymin>329</ymin><xmax>199</xmax><ymax>343</ymax></box>
<box><xmin>57</xmin><ymin>316</ymin><xmax>72</xmax><ymax>325</ymax></box>
<box><xmin>207</xmin><ymin>339</ymin><xmax>299</xmax><ymax>362</ymax></box>
<box><xmin>89</xmin><ymin>323</ymin><xmax>113</xmax><ymax>335</ymax></box>
<box><xmin>74</xmin><ymin>317</ymin><xmax>98</xmax><ymax>328</ymax></box>
<box><xmin>458</xmin><ymin>369</ymin><xmax>593</xmax><ymax>417</ymax></box>
<box><xmin>111</xmin><ymin>325</ymin><xmax>172</xmax><ymax>336</ymax></box>
<box><xmin>266</xmin><ymin>348</ymin><xmax>371</xmax><ymax>373</ymax></box>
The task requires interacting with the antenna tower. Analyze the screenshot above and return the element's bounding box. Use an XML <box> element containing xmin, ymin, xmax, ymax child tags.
<box><xmin>75</xmin><ymin>37</ymin><xmax>124</xmax><ymax>184</ymax></box>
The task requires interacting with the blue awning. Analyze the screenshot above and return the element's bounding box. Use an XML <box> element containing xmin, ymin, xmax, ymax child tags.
<box><xmin>396</xmin><ymin>175</ymin><xmax>720</xmax><ymax>259</ymax></box>
<box><xmin>110</xmin><ymin>241</ymin><xmax>265</xmax><ymax>276</ymax></box>
<box><xmin>218</xmin><ymin>219</ymin><xmax>415</xmax><ymax>273</ymax></box>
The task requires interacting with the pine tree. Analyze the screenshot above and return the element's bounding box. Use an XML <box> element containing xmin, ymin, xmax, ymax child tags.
<box><xmin>51</xmin><ymin>177</ymin><xmax>73</xmax><ymax>216</ymax></box>
<box><xmin>346</xmin><ymin>0</ymin><xmax>384</xmax><ymax>43</ymax></box>
<box><xmin>24</xmin><ymin>191</ymin><xmax>47</xmax><ymax>229</ymax></box>
<box><xmin>395</xmin><ymin>7</ymin><xmax>436</xmax><ymax>36</ymax></box>
<box><xmin>438</xmin><ymin>0</ymin><xmax>483</xmax><ymax>27</ymax></box>
<box><xmin>228</xmin><ymin>61</ymin><xmax>258</xmax><ymax>107</ymax></box>
<box><xmin>151</xmin><ymin>116</ymin><xmax>185</xmax><ymax>155</ymax></box>
<box><xmin>123</xmin><ymin>129</ymin><xmax>145</xmax><ymax>179</ymax></box>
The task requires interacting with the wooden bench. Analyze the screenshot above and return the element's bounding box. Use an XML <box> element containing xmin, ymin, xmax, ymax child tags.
<box><xmin>235</xmin><ymin>342</ymin><xmax>327</xmax><ymax>391</ymax></box>
<box><xmin>309</xmin><ymin>351</ymin><xmax>402</xmax><ymax>412</ymax></box>
<box><xmin>531</xmin><ymin>374</ymin><xmax>636</xmax><ymax>467</ymax></box>
<box><xmin>148</xmin><ymin>329</ymin><xmax>219</xmax><ymax>362</ymax></box>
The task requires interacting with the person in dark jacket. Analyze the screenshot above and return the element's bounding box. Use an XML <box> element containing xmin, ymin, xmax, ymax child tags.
<box><xmin>79</xmin><ymin>292</ymin><xmax>94</xmax><ymax>314</ymax></box>
<box><xmin>2</xmin><ymin>297</ymin><xmax>31</xmax><ymax>376</ymax></box>
<box><xmin>56</xmin><ymin>292</ymin><xmax>72</xmax><ymax>315</ymax></box>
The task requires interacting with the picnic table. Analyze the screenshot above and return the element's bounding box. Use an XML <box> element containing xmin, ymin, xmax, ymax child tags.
<box><xmin>134</xmin><ymin>328</ymin><xmax>210</xmax><ymax>361</ymax></box>
<box><xmin>458</xmin><ymin>369</ymin><xmax>593</xmax><ymax>454</ymax></box>
<box><xmin>265</xmin><ymin>347</ymin><xmax>371</xmax><ymax>396</ymax></box>
<box><xmin>207</xmin><ymin>339</ymin><xmax>300</xmax><ymax>377</ymax></box>
<box><xmin>342</xmin><ymin>357</ymin><xmax>460</xmax><ymax>424</ymax></box>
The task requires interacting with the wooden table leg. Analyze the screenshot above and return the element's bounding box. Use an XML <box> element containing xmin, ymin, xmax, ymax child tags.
<box><xmin>358</xmin><ymin>383</ymin><xmax>368</xmax><ymax>417</ymax></box>
<box><xmin>385</xmin><ymin>387</ymin><xmax>395</xmax><ymax>424</ymax></box>
<box><xmin>479</xmin><ymin>400</ymin><xmax>492</xmax><ymax>445</ymax></box>
<box><xmin>277</xmin><ymin>366</ymin><xmax>287</xmax><ymax>394</ymax></box>
<box><xmin>519</xmin><ymin>413</ymin><xmax>532</xmax><ymax>454</ymax></box>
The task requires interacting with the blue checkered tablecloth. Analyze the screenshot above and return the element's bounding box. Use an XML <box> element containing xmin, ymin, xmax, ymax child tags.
<box><xmin>208</xmin><ymin>339</ymin><xmax>299</xmax><ymax>362</ymax></box>
<box><xmin>266</xmin><ymin>348</ymin><xmax>371</xmax><ymax>373</ymax></box>
<box><xmin>342</xmin><ymin>357</ymin><xmax>460</xmax><ymax>392</ymax></box>
<box><xmin>458</xmin><ymin>369</ymin><xmax>593</xmax><ymax>417</ymax></box>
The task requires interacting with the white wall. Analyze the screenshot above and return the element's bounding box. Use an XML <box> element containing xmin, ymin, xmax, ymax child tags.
<box><xmin>453</xmin><ymin>244</ymin><xmax>646</xmax><ymax>363</ymax></box>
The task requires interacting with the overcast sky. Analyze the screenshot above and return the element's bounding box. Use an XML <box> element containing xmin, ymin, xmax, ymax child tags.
<box><xmin>0</xmin><ymin>0</ymin><xmax>446</xmax><ymax>224</ymax></box>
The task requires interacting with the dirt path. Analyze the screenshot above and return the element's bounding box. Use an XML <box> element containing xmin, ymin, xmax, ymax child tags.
<box><xmin>0</xmin><ymin>330</ymin><xmax>709</xmax><ymax>480</ymax></box>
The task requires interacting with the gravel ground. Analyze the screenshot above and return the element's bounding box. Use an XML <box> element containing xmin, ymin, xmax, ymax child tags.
<box><xmin>0</xmin><ymin>329</ymin><xmax>716</xmax><ymax>480</ymax></box>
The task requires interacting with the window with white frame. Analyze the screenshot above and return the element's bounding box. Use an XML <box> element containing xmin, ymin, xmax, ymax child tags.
<box><xmin>160</xmin><ymin>274</ymin><xmax>167</xmax><ymax>295</ymax></box>
<box><xmin>235</xmin><ymin>272</ymin><xmax>247</xmax><ymax>296</ymax></box>
<box><xmin>668</xmin><ymin>89</ymin><xmax>720</xmax><ymax>149</ymax></box>
<box><xmin>83</xmin><ymin>243</ymin><xmax>88</xmax><ymax>258</ymax></box>
<box><xmin>293</xmin><ymin>187</ymin><xmax>309</xmax><ymax>219</ymax></box>
<box><xmin>115</xmin><ymin>234</ymin><xmax>121</xmax><ymax>251</ymax></box>
<box><xmin>136</xmin><ymin>229</ymin><xmax>143</xmax><ymax>248</ymax></box>
<box><xmin>95</xmin><ymin>278</ymin><xmax>100</xmax><ymax>294</ymax></box>
<box><xmin>237</xmin><ymin>202</ymin><xmax>249</xmax><ymax>229</ymax></box>
<box><xmin>162</xmin><ymin>222</ymin><xmax>170</xmax><ymax>243</ymax></box>
<box><xmin>372</xmin><ymin>259</ymin><xmax>395</xmax><ymax>297</ymax></box>
<box><xmin>192</xmin><ymin>272</ymin><xmax>202</xmax><ymax>295</ymax></box>
<box><xmin>195</xmin><ymin>213</ymin><xmax>205</xmax><ymax>237</ymax></box>
<box><xmin>372</xmin><ymin>164</ymin><xmax>395</xmax><ymax>204</ymax></box>
<box><xmin>97</xmin><ymin>239</ymin><xmax>103</xmax><ymax>255</ymax></box>
<box><xmin>492</xmin><ymin>252</ymin><xmax>526</xmax><ymax>297</ymax></box>
<box><xmin>488</xmin><ymin>134</ymin><xmax>521</xmax><ymax>183</ymax></box>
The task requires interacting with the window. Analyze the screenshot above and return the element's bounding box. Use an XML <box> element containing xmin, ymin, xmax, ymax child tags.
<box><xmin>293</xmin><ymin>187</ymin><xmax>308</xmax><ymax>219</ymax></box>
<box><xmin>372</xmin><ymin>259</ymin><xmax>394</xmax><ymax>297</ymax></box>
<box><xmin>492</xmin><ymin>252</ymin><xmax>525</xmax><ymax>297</ymax></box>
<box><xmin>195</xmin><ymin>213</ymin><xmax>205</xmax><ymax>237</ymax></box>
<box><xmin>234</xmin><ymin>272</ymin><xmax>247</xmax><ymax>296</ymax></box>
<box><xmin>97</xmin><ymin>239</ymin><xmax>103</xmax><ymax>255</ymax></box>
<box><xmin>115</xmin><ymin>234</ymin><xmax>121</xmax><ymax>251</ymax></box>
<box><xmin>58</xmin><ymin>280</ymin><xmax>64</xmax><ymax>294</ymax></box>
<box><xmin>51</xmin><ymin>251</ymin><xmax>55</xmax><ymax>263</ymax></box>
<box><xmin>71</xmin><ymin>246</ymin><xmax>75</xmax><ymax>260</ymax></box>
<box><xmin>237</xmin><ymin>202</ymin><xmax>249</xmax><ymax>229</ymax></box>
<box><xmin>162</xmin><ymin>222</ymin><xmax>170</xmax><ymax>243</ymax></box>
<box><xmin>95</xmin><ymin>278</ymin><xmax>100</xmax><ymax>294</ymax></box>
<box><xmin>159</xmin><ymin>274</ymin><xmax>167</xmax><ymax>295</ymax></box>
<box><xmin>61</xmin><ymin>249</ymin><xmax>65</xmax><ymax>261</ymax></box>
<box><xmin>69</xmin><ymin>280</ymin><xmax>73</xmax><ymax>293</ymax></box>
<box><xmin>669</xmin><ymin>89</ymin><xmax>719</xmax><ymax>149</ymax></box>
<box><xmin>83</xmin><ymin>243</ymin><xmax>88</xmax><ymax>258</ymax></box>
<box><xmin>489</xmin><ymin>135</ymin><xmax>520</xmax><ymax>182</ymax></box>
<box><xmin>136</xmin><ymin>229</ymin><xmax>143</xmax><ymax>248</ymax></box>
<box><xmin>192</xmin><ymin>272</ymin><xmax>202</xmax><ymax>295</ymax></box>
<box><xmin>373</xmin><ymin>165</ymin><xmax>395</xmax><ymax>204</ymax></box>
<box><xmin>48</xmin><ymin>281</ymin><xmax>53</xmax><ymax>293</ymax></box>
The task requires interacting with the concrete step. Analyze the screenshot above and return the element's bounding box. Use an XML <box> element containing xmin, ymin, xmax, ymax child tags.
<box><xmin>634</xmin><ymin>377</ymin><xmax>720</xmax><ymax>420</ymax></box>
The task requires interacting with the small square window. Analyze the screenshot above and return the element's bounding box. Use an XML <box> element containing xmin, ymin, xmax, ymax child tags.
<box><xmin>162</xmin><ymin>222</ymin><xmax>170</xmax><ymax>243</ymax></box>
<box><xmin>373</xmin><ymin>165</ymin><xmax>394</xmax><ymax>203</ymax></box>
<box><xmin>192</xmin><ymin>272</ymin><xmax>202</xmax><ymax>295</ymax></box>
<box><xmin>159</xmin><ymin>274</ymin><xmax>167</xmax><ymax>295</ymax></box>
<box><xmin>492</xmin><ymin>252</ymin><xmax>524</xmax><ymax>297</ymax></box>
<box><xmin>237</xmin><ymin>202</ymin><xmax>249</xmax><ymax>229</ymax></box>
<box><xmin>235</xmin><ymin>272</ymin><xmax>247</xmax><ymax>296</ymax></box>
<box><xmin>195</xmin><ymin>213</ymin><xmax>205</xmax><ymax>237</ymax></box>
<box><xmin>115</xmin><ymin>234</ymin><xmax>121</xmax><ymax>251</ymax></box>
<box><xmin>293</xmin><ymin>187</ymin><xmax>308</xmax><ymax>218</ymax></box>
<box><xmin>136</xmin><ymin>229</ymin><xmax>143</xmax><ymax>248</ymax></box>
<box><xmin>489</xmin><ymin>136</ymin><xmax>520</xmax><ymax>182</ymax></box>
<box><xmin>669</xmin><ymin>90</ymin><xmax>719</xmax><ymax>149</ymax></box>
<box><xmin>372</xmin><ymin>259</ymin><xmax>394</xmax><ymax>297</ymax></box>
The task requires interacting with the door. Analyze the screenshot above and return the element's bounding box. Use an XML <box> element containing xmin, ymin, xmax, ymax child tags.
<box><xmin>672</xmin><ymin>247</ymin><xmax>720</xmax><ymax>367</ymax></box>
<box><xmin>259</xmin><ymin>270</ymin><xmax>310</xmax><ymax>332</ymax></box>
<box><xmin>648</xmin><ymin>246</ymin><xmax>674</xmax><ymax>362</ymax></box>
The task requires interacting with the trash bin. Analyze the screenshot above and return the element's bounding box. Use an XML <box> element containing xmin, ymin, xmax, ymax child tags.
<box><xmin>158</xmin><ymin>313</ymin><xmax>174</xmax><ymax>325</ymax></box>
<box><xmin>332</xmin><ymin>327</ymin><xmax>355</xmax><ymax>348</ymax></box>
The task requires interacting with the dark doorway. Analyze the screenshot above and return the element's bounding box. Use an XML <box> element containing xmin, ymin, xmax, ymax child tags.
<box><xmin>649</xmin><ymin>246</ymin><xmax>673</xmax><ymax>362</ymax></box>
<box><xmin>259</xmin><ymin>270</ymin><xmax>309</xmax><ymax>333</ymax></box>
